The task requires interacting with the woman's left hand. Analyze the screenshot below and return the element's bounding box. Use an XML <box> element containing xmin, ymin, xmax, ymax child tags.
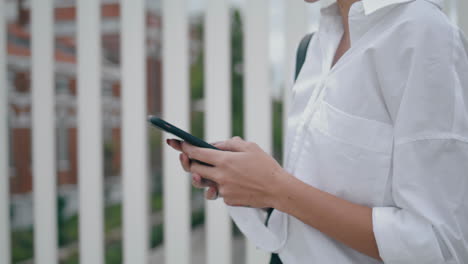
<box><xmin>174</xmin><ymin>137</ymin><xmax>289</xmax><ymax>208</ymax></box>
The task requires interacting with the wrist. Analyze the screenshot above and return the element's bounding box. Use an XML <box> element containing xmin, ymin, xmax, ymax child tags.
<box><xmin>268</xmin><ymin>168</ymin><xmax>295</xmax><ymax>211</ymax></box>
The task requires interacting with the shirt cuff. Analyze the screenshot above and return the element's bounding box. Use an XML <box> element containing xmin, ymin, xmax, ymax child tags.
<box><xmin>372</xmin><ymin>207</ymin><xmax>445</xmax><ymax>263</ymax></box>
<box><xmin>227</xmin><ymin>206</ymin><xmax>285</xmax><ymax>252</ymax></box>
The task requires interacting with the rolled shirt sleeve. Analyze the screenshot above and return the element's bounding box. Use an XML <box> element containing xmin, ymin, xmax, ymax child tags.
<box><xmin>373</xmin><ymin>139</ymin><xmax>468</xmax><ymax>263</ymax></box>
<box><xmin>372</xmin><ymin>18</ymin><xmax>468</xmax><ymax>263</ymax></box>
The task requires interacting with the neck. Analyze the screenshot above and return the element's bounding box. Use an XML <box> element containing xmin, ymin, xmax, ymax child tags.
<box><xmin>336</xmin><ymin>0</ymin><xmax>361</xmax><ymax>37</ymax></box>
<box><xmin>330</xmin><ymin>0</ymin><xmax>361</xmax><ymax>67</ymax></box>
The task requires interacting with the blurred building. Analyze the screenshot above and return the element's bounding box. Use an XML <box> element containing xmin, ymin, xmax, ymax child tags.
<box><xmin>6</xmin><ymin>0</ymin><xmax>169</xmax><ymax>195</ymax></box>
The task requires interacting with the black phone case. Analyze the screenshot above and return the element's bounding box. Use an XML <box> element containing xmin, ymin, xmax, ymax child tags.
<box><xmin>148</xmin><ymin>116</ymin><xmax>219</xmax><ymax>150</ymax></box>
<box><xmin>147</xmin><ymin>116</ymin><xmax>221</xmax><ymax>169</ymax></box>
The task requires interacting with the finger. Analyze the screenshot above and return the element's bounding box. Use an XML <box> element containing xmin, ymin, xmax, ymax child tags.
<box><xmin>213</xmin><ymin>137</ymin><xmax>249</xmax><ymax>152</ymax></box>
<box><xmin>181</xmin><ymin>142</ymin><xmax>223</xmax><ymax>165</ymax></box>
<box><xmin>192</xmin><ymin>173</ymin><xmax>206</xmax><ymax>188</ymax></box>
<box><xmin>205</xmin><ymin>186</ymin><xmax>219</xmax><ymax>200</ymax></box>
<box><xmin>192</xmin><ymin>173</ymin><xmax>216</xmax><ymax>188</ymax></box>
<box><xmin>211</xmin><ymin>141</ymin><xmax>222</xmax><ymax>147</ymax></box>
<box><xmin>200</xmin><ymin>177</ymin><xmax>217</xmax><ymax>187</ymax></box>
<box><xmin>167</xmin><ymin>139</ymin><xmax>183</xmax><ymax>152</ymax></box>
<box><xmin>190</xmin><ymin>162</ymin><xmax>220</xmax><ymax>183</ymax></box>
<box><xmin>179</xmin><ymin>153</ymin><xmax>191</xmax><ymax>172</ymax></box>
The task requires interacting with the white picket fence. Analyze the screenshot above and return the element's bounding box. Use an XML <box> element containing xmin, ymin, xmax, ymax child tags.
<box><xmin>0</xmin><ymin>1</ymin><xmax>466</xmax><ymax>264</ymax></box>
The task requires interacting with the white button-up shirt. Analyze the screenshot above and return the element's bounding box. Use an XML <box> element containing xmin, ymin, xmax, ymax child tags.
<box><xmin>228</xmin><ymin>0</ymin><xmax>468</xmax><ymax>263</ymax></box>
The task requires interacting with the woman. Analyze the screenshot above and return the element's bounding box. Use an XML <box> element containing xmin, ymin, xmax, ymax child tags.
<box><xmin>168</xmin><ymin>0</ymin><xmax>468</xmax><ymax>263</ymax></box>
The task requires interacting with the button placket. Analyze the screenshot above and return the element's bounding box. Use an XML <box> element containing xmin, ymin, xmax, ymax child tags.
<box><xmin>285</xmin><ymin>80</ymin><xmax>328</xmax><ymax>172</ymax></box>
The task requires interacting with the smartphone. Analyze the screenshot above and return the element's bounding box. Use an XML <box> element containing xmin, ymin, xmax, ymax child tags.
<box><xmin>147</xmin><ymin>115</ymin><xmax>221</xmax><ymax>171</ymax></box>
<box><xmin>147</xmin><ymin>116</ymin><xmax>220</xmax><ymax>150</ymax></box>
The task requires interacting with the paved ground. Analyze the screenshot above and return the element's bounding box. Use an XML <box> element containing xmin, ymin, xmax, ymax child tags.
<box><xmin>149</xmin><ymin>226</ymin><xmax>246</xmax><ymax>264</ymax></box>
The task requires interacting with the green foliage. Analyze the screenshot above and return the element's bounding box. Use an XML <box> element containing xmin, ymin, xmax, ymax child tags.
<box><xmin>150</xmin><ymin>208</ymin><xmax>205</xmax><ymax>249</ymax></box>
<box><xmin>191</xmin><ymin>19</ymin><xmax>205</xmax><ymax>101</ymax></box>
<box><xmin>189</xmin><ymin>9</ymin><xmax>246</xmax><ymax>140</ymax></box>
<box><xmin>231</xmin><ymin>9</ymin><xmax>244</xmax><ymax>138</ymax></box>
<box><xmin>191</xmin><ymin>209</ymin><xmax>205</xmax><ymax>228</ymax></box>
<box><xmin>191</xmin><ymin>53</ymin><xmax>205</xmax><ymax>101</ymax></box>
<box><xmin>190</xmin><ymin>17</ymin><xmax>205</xmax><ymax>140</ymax></box>
<box><xmin>104</xmin><ymin>141</ymin><xmax>115</xmax><ymax>176</ymax></box>
<box><xmin>11</xmin><ymin>228</ymin><xmax>34</xmax><ymax>263</ymax></box>
<box><xmin>105</xmin><ymin>241</ymin><xmax>123</xmax><ymax>264</ymax></box>
<box><xmin>12</xmin><ymin>196</ymin><xmax>81</xmax><ymax>263</ymax></box>
<box><xmin>57</xmin><ymin>196</ymin><xmax>78</xmax><ymax>247</ymax></box>
<box><xmin>151</xmin><ymin>193</ymin><xmax>163</xmax><ymax>212</ymax></box>
<box><xmin>191</xmin><ymin>111</ymin><xmax>204</xmax><ymax>140</ymax></box>
<box><xmin>272</xmin><ymin>100</ymin><xmax>284</xmax><ymax>163</ymax></box>
<box><xmin>10</xmin><ymin>7</ymin><xmax>284</xmax><ymax>264</ymax></box>
<box><xmin>105</xmin><ymin>204</ymin><xmax>122</xmax><ymax>233</ymax></box>
<box><xmin>58</xmin><ymin>209</ymin><xmax>79</xmax><ymax>248</ymax></box>
<box><xmin>149</xmin><ymin>129</ymin><xmax>163</xmax><ymax>195</ymax></box>
<box><xmin>150</xmin><ymin>224</ymin><xmax>164</xmax><ymax>248</ymax></box>
<box><xmin>61</xmin><ymin>253</ymin><xmax>79</xmax><ymax>264</ymax></box>
<box><xmin>149</xmin><ymin>128</ymin><xmax>162</xmax><ymax>154</ymax></box>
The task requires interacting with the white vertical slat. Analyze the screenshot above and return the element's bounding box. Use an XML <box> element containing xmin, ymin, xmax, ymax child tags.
<box><xmin>244</xmin><ymin>1</ymin><xmax>271</xmax><ymax>263</ymax></box>
<box><xmin>77</xmin><ymin>0</ymin><xmax>104</xmax><ymax>263</ymax></box>
<box><xmin>204</xmin><ymin>1</ymin><xmax>232</xmax><ymax>264</ymax></box>
<box><xmin>162</xmin><ymin>0</ymin><xmax>191</xmax><ymax>263</ymax></box>
<box><xmin>0</xmin><ymin>0</ymin><xmax>11</xmax><ymax>263</ymax></box>
<box><xmin>31</xmin><ymin>0</ymin><xmax>58</xmax><ymax>263</ymax></box>
<box><xmin>283</xmin><ymin>1</ymin><xmax>308</xmax><ymax>138</ymax></box>
<box><xmin>121</xmin><ymin>0</ymin><xmax>149</xmax><ymax>263</ymax></box>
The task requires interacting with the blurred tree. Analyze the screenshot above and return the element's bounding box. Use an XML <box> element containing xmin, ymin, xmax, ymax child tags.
<box><xmin>191</xmin><ymin>18</ymin><xmax>205</xmax><ymax>140</ymax></box>
<box><xmin>190</xmin><ymin>8</ymin><xmax>246</xmax><ymax>140</ymax></box>
<box><xmin>273</xmin><ymin>100</ymin><xmax>283</xmax><ymax>163</ymax></box>
<box><xmin>57</xmin><ymin>196</ymin><xmax>66</xmax><ymax>246</ymax></box>
<box><xmin>231</xmin><ymin>9</ymin><xmax>244</xmax><ymax>138</ymax></box>
<box><xmin>191</xmin><ymin>20</ymin><xmax>204</xmax><ymax>102</ymax></box>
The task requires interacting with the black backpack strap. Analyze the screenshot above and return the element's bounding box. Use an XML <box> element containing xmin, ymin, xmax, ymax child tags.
<box><xmin>266</xmin><ymin>34</ymin><xmax>315</xmax><ymax>227</ymax></box>
<box><xmin>294</xmin><ymin>33</ymin><xmax>314</xmax><ymax>82</ymax></box>
<box><xmin>267</xmin><ymin>34</ymin><xmax>314</xmax><ymax>264</ymax></box>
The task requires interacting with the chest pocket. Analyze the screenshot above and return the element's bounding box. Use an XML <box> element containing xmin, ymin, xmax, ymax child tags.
<box><xmin>296</xmin><ymin>101</ymin><xmax>393</xmax><ymax>207</ymax></box>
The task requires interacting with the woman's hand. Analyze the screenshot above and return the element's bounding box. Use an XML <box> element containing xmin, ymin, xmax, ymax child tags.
<box><xmin>168</xmin><ymin>137</ymin><xmax>290</xmax><ymax>208</ymax></box>
<box><xmin>168</xmin><ymin>138</ymin><xmax>383</xmax><ymax>260</ymax></box>
<box><xmin>166</xmin><ymin>139</ymin><xmax>219</xmax><ymax>200</ymax></box>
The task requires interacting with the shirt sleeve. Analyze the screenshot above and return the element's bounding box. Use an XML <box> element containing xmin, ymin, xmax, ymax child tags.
<box><xmin>372</xmin><ymin>20</ymin><xmax>468</xmax><ymax>263</ymax></box>
<box><xmin>373</xmin><ymin>139</ymin><xmax>468</xmax><ymax>263</ymax></box>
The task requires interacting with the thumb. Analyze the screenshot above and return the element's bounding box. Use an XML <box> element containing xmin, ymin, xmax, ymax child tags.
<box><xmin>214</xmin><ymin>137</ymin><xmax>248</xmax><ymax>152</ymax></box>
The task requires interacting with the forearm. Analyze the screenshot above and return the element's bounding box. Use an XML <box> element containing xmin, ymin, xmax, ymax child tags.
<box><xmin>273</xmin><ymin>173</ymin><xmax>382</xmax><ymax>261</ymax></box>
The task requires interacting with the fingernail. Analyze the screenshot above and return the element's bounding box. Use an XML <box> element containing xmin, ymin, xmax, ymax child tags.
<box><xmin>206</xmin><ymin>189</ymin><xmax>215</xmax><ymax>200</ymax></box>
<box><xmin>192</xmin><ymin>173</ymin><xmax>200</xmax><ymax>181</ymax></box>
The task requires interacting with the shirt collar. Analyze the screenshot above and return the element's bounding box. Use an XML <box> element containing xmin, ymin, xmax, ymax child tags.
<box><xmin>320</xmin><ymin>0</ymin><xmax>444</xmax><ymax>16</ymax></box>
<box><xmin>317</xmin><ymin>0</ymin><xmax>445</xmax><ymax>54</ymax></box>
<box><xmin>361</xmin><ymin>0</ymin><xmax>443</xmax><ymax>15</ymax></box>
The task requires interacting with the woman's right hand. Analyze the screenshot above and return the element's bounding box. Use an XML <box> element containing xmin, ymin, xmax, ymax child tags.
<box><xmin>167</xmin><ymin>139</ymin><xmax>219</xmax><ymax>200</ymax></box>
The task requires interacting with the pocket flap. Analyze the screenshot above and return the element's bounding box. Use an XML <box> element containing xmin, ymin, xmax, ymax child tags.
<box><xmin>310</xmin><ymin>101</ymin><xmax>393</xmax><ymax>154</ymax></box>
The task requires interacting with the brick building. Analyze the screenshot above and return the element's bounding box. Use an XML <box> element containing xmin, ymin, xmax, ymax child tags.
<box><xmin>7</xmin><ymin>0</ymin><xmax>165</xmax><ymax>194</ymax></box>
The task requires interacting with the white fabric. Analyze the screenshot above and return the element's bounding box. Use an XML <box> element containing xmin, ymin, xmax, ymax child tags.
<box><xmin>228</xmin><ymin>0</ymin><xmax>468</xmax><ymax>263</ymax></box>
